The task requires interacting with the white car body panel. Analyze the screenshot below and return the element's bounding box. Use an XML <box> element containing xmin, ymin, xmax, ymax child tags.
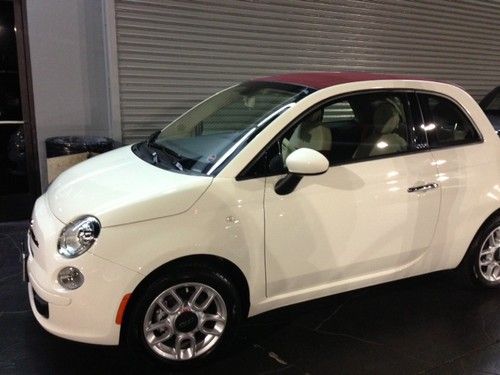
<box><xmin>90</xmin><ymin>177</ymin><xmax>267</xmax><ymax>307</ymax></box>
<box><xmin>264</xmin><ymin>151</ymin><xmax>441</xmax><ymax>297</ymax></box>
<box><xmin>27</xmin><ymin>196</ymin><xmax>142</xmax><ymax>344</ymax></box>
<box><xmin>27</xmin><ymin>78</ymin><xmax>500</xmax><ymax>345</ymax></box>
<box><xmin>46</xmin><ymin>146</ymin><xmax>213</xmax><ymax>227</ymax></box>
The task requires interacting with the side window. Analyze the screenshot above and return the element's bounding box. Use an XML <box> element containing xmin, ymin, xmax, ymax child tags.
<box><xmin>322</xmin><ymin>101</ymin><xmax>355</xmax><ymax>122</ymax></box>
<box><xmin>418</xmin><ymin>93</ymin><xmax>481</xmax><ymax>147</ymax></box>
<box><xmin>280</xmin><ymin>92</ymin><xmax>414</xmax><ymax>166</ymax></box>
<box><xmin>486</xmin><ymin>95</ymin><xmax>500</xmax><ymax>111</ymax></box>
<box><xmin>485</xmin><ymin>89</ymin><xmax>500</xmax><ymax>111</ymax></box>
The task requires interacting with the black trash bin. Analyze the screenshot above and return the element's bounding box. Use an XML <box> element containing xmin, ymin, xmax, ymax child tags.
<box><xmin>45</xmin><ymin>136</ymin><xmax>115</xmax><ymax>183</ymax></box>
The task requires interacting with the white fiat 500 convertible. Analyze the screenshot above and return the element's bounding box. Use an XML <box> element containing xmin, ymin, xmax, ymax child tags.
<box><xmin>25</xmin><ymin>72</ymin><xmax>500</xmax><ymax>367</ymax></box>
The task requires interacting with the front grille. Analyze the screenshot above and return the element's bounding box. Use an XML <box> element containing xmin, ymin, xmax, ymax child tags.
<box><xmin>33</xmin><ymin>288</ymin><xmax>49</xmax><ymax>319</ymax></box>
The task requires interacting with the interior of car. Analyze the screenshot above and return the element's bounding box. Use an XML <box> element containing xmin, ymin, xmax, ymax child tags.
<box><xmin>421</xmin><ymin>94</ymin><xmax>477</xmax><ymax>145</ymax></box>
<box><xmin>279</xmin><ymin>93</ymin><xmax>410</xmax><ymax>167</ymax></box>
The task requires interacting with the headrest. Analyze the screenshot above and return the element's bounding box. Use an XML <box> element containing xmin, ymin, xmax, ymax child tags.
<box><xmin>373</xmin><ymin>102</ymin><xmax>400</xmax><ymax>134</ymax></box>
<box><xmin>302</xmin><ymin>108</ymin><xmax>324</xmax><ymax>126</ymax></box>
<box><xmin>299</xmin><ymin>108</ymin><xmax>324</xmax><ymax>141</ymax></box>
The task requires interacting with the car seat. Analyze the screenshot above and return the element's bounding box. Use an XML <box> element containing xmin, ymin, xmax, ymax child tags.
<box><xmin>281</xmin><ymin>108</ymin><xmax>332</xmax><ymax>161</ymax></box>
<box><xmin>353</xmin><ymin>101</ymin><xmax>407</xmax><ymax>158</ymax></box>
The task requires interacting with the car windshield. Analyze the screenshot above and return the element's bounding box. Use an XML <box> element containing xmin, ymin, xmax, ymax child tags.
<box><xmin>145</xmin><ymin>81</ymin><xmax>312</xmax><ymax>175</ymax></box>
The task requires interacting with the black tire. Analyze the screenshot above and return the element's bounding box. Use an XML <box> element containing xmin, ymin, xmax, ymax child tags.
<box><xmin>123</xmin><ymin>264</ymin><xmax>243</xmax><ymax>370</ymax></box>
<box><xmin>458</xmin><ymin>215</ymin><xmax>500</xmax><ymax>288</ymax></box>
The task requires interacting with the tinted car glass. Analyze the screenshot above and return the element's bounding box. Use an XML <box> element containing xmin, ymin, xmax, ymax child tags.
<box><xmin>479</xmin><ymin>87</ymin><xmax>500</xmax><ymax>132</ymax></box>
<box><xmin>418</xmin><ymin>93</ymin><xmax>481</xmax><ymax>147</ymax></box>
<box><xmin>322</xmin><ymin>101</ymin><xmax>355</xmax><ymax>122</ymax></box>
<box><xmin>486</xmin><ymin>95</ymin><xmax>500</xmax><ymax>111</ymax></box>
<box><xmin>280</xmin><ymin>92</ymin><xmax>413</xmax><ymax>166</ymax></box>
<box><xmin>141</xmin><ymin>82</ymin><xmax>312</xmax><ymax>175</ymax></box>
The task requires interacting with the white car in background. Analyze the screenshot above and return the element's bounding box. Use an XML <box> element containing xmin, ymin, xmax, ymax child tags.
<box><xmin>24</xmin><ymin>72</ymin><xmax>500</xmax><ymax>368</ymax></box>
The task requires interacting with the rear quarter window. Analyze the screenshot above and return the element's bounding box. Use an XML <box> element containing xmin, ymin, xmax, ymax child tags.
<box><xmin>418</xmin><ymin>93</ymin><xmax>481</xmax><ymax>147</ymax></box>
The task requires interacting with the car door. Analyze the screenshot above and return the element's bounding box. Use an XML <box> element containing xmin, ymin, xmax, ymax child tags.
<box><xmin>263</xmin><ymin>91</ymin><xmax>441</xmax><ymax>297</ymax></box>
<box><xmin>416</xmin><ymin>92</ymin><xmax>485</xmax><ymax>265</ymax></box>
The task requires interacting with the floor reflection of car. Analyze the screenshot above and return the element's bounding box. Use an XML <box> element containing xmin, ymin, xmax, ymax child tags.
<box><xmin>480</xmin><ymin>86</ymin><xmax>500</xmax><ymax>133</ymax></box>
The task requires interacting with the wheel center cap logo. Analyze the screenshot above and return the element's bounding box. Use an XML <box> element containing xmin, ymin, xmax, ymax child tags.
<box><xmin>176</xmin><ymin>312</ymin><xmax>198</xmax><ymax>332</ymax></box>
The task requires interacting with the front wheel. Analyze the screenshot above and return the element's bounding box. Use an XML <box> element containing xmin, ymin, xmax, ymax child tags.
<box><xmin>460</xmin><ymin>218</ymin><xmax>500</xmax><ymax>288</ymax></box>
<box><xmin>124</xmin><ymin>265</ymin><xmax>242</xmax><ymax>368</ymax></box>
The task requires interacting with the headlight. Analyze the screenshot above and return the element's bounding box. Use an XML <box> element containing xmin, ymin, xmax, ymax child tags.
<box><xmin>57</xmin><ymin>216</ymin><xmax>101</xmax><ymax>258</ymax></box>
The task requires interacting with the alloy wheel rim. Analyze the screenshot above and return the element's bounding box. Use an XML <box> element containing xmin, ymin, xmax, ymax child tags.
<box><xmin>143</xmin><ymin>282</ymin><xmax>227</xmax><ymax>361</ymax></box>
<box><xmin>478</xmin><ymin>227</ymin><xmax>500</xmax><ymax>283</ymax></box>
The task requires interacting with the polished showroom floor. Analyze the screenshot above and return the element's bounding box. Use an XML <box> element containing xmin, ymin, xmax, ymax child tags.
<box><xmin>1</xmin><ymin>221</ymin><xmax>500</xmax><ymax>374</ymax></box>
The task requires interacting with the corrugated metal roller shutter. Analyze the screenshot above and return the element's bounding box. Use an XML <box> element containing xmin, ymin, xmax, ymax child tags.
<box><xmin>114</xmin><ymin>0</ymin><xmax>500</xmax><ymax>144</ymax></box>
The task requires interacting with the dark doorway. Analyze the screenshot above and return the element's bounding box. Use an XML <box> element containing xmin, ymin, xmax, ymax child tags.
<box><xmin>0</xmin><ymin>0</ymin><xmax>39</xmax><ymax>221</ymax></box>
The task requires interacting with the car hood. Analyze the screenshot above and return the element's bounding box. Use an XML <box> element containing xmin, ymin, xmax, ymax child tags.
<box><xmin>46</xmin><ymin>146</ymin><xmax>213</xmax><ymax>227</ymax></box>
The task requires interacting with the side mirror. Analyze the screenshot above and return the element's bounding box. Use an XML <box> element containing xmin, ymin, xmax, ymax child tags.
<box><xmin>275</xmin><ymin>148</ymin><xmax>329</xmax><ymax>195</ymax></box>
<box><xmin>286</xmin><ymin>148</ymin><xmax>329</xmax><ymax>175</ymax></box>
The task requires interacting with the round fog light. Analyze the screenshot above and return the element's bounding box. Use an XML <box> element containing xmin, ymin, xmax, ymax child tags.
<box><xmin>58</xmin><ymin>267</ymin><xmax>84</xmax><ymax>290</ymax></box>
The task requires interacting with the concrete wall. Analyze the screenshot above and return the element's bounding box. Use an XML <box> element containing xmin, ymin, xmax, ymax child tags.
<box><xmin>26</xmin><ymin>0</ymin><xmax>111</xmax><ymax>189</ymax></box>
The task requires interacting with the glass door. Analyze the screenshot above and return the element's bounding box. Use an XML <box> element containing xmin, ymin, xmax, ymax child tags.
<box><xmin>0</xmin><ymin>0</ymin><xmax>40</xmax><ymax>221</ymax></box>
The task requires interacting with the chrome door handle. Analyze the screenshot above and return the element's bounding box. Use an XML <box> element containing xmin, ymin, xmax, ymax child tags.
<box><xmin>407</xmin><ymin>183</ymin><xmax>439</xmax><ymax>193</ymax></box>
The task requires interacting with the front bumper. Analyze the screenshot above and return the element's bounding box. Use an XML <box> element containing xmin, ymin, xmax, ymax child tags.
<box><xmin>26</xmin><ymin>196</ymin><xmax>142</xmax><ymax>345</ymax></box>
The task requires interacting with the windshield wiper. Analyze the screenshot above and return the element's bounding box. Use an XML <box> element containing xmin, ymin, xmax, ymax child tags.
<box><xmin>147</xmin><ymin>139</ymin><xmax>184</xmax><ymax>171</ymax></box>
<box><xmin>147</xmin><ymin>130</ymin><xmax>161</xmax><ymax>147</ymax></box>
<box><xmin>145</xmin><ymin>130</ymin><xmax>161</xmax><ymax>165</ymax></box>
<box><xmin>149</xmin><ymin>142</ymin><xmax>182</xmax><ymax>160</ymax></box>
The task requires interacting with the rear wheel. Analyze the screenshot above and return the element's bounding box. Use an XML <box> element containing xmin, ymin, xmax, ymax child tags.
<box><xmin>124</xmin><ymin>265</ymin><xmax>242</xmax><ymax>368</ymax></box>
<box><xmin>460</xmin><ymin>218</ymin><xmax>500</xmax><ymax>288</ymax></box>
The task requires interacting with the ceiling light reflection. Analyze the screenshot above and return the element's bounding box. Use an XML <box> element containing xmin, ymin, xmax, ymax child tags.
<box><xmin>436</xmin><ymin>173</ymin><xmax>449</xmax><ymax>182</ymax></box>
<box><xmin>431</xmin><ymin>159</ymin><xmax>447</xmax><ymax>166</ymax></box>
<box><xmin>487</xmin><ymin>192</ymin><xmax>499</xmax><ymax>201</ymax></box>
<box><xmin>421</xmin><ymin>123</ymin><xmax>436</xmax><ymax>131</ymax></box>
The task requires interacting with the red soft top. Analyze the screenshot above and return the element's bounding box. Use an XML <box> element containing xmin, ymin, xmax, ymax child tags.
<box><xmin>253</xmin><ymin>71</ymin><xmax>422</xmax><ymax>90</ymax></box>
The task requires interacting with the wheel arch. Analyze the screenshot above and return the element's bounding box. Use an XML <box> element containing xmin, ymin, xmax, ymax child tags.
<box><xmin>119</xmin><ymin>254</ymin><xmax>250</xmax><ymax>342</ymax></box>
<box><xmin>458</xmin><ymin>206</ymin><xmax>500</xmax><ymax>268</ymax></box>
